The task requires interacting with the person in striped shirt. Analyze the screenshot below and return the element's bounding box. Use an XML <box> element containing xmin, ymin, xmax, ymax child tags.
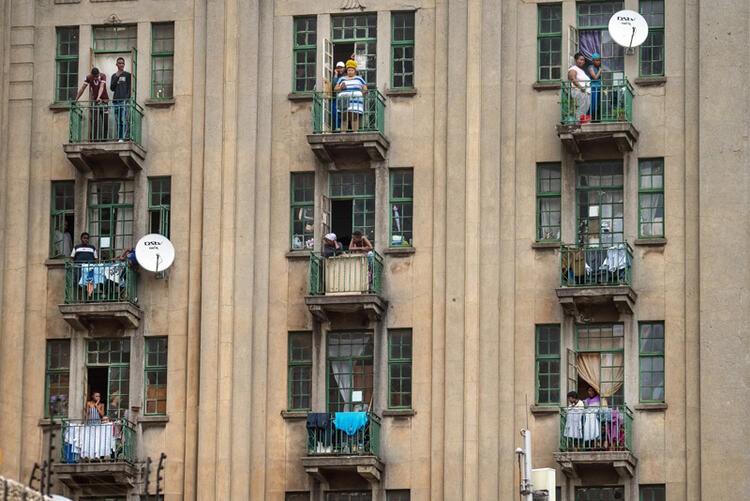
<box><xmin>334</xmin><ymin>59</ymin><xmax>368</xmax><ymax>132</ymax></box>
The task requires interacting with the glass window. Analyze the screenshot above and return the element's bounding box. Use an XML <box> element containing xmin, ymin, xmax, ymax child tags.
<box><xmin>577</xmin><ymin>1</ymin><xmax>625</xmax><ymax>78</ymax></box>
<box><xmin>640</xmin><ymin>484</ymin><xmax>665</xmax><ymax>501</ymax></box>
<box><xmin>639</xmin><ymin>158</ymin><xmax>664</xmax><ymax>238</ymax></box>
<box><xmin>87</xmin><ymin>180</ymin><xmax>135</xmax><ymax>258</ymax></box>
<box><xmin>639</xmin><ymin>1</ymin><xmax>665</xmax><ymax>77</ymax></box>
<box><xmin>290</xmin><ymin>173</ymin><xmax>315</xmax><ymax>250</ymax></box>
<box><xmin>536</xmin><ymin>325</ymin><xmax>561</xmax><ymax>405</ymax></box>
<box><xmin>293</xmin><ymin>17</ymin><xmax>317</xmax><ymax>93</ymax></box>
<box><xmin>86</xmin><ymin>338</ymin><xmax>130</xmax><ymax>417</ymax></box>
<box><xmin>575</xmin><ymin>486</ymin><xmax>624</xmax><ymax>501</ymax></box>
<box><xmin>148</xmin><ymin>177</ymin><xmax>171</xmax><ymax>237</ymax></box>
<box><xmin>332</xmin><ymin>14</ymin><xmax>377</xmax><ymax>86</ymax></box>
<box><xmin>537</xmin><ymin>163</ymin><xmax>561</xmax><ymax>242</ymax></box>
<box><xmin>325</xmin><ymin>492</ymin><xmax>372</xmax><ymax>501</ymax></box>
<box><xmin>639</xmin><ymin>322</ymin><xmax>665</xmax><ymax>402</ymax></box>
<box><xmin>55</xmin><ymin>27</ymin><xmax>79</xmax><ymax>102</ymax></box>
<box><xmin>391</xmin><ymin>12</ymin><xmax>415</xmax><ymax>89</ymax></box>
<box><xmin>576</xmin><ymin>161</ymin><xmax>624</xmax><ymax>245</ymax></box>
<box><xmin>576</xmin><ymin>323</ymin><xmax>625</xmax><ymax>406</ymax></box>
<box><xmin>288</xmin><ymin>332</ymin><xmax>313</xmax><ymax>411</ymax></box>
<box><xmin>50</xmin><ymin>181</ymin><xmax>75</xmax><ymax>258</ymax></box>
<box><xmin>538</xmin><ymin>4</ymin><xmax>562</xmax><ymax>81</ymax></box>
<box><xmin>46</xmin><ymin>340</ymin><xmax>71</xmax><ymax>418</ymax></box>
<box><xmin>386</xmin><ymin>491</ymin><xmax>410</xmax><ymax>501</ymax></box>
<box><xmin>389</xmin><ymin>169</ymin><xmax>413</xmax><ymax>247</ymax></box>
<box><xmin>144</xmin><ymin>337</ymin><xmax>168</xmax><ymax>415</ymax></box>
<box><xmin>151</xmin><ymin>23</ymin><xmax>175</xmax><ymax>99</ymax></box>
<box><xmin>285</xmin><ymin>493</ymin><xmax>310</xmax><ymax>501</ymax></box>
<box><xmin>388</xmin><ymin>330</ymin><xmax>412</xmax><ymax>409</ymax></box>
<box><xmin>93</xmin><ymin>25</ymin><xmax>137</xmax><ymax>52</ymax></box>
<box><xmin>329</xmin><ymin>172</ymin><xmax>376</xmax><ymax>244</ymax></box>
<box><xmin>327</xmin><ymin>332</ymin><xmax>374</xmax><ymax>412</ymax></box>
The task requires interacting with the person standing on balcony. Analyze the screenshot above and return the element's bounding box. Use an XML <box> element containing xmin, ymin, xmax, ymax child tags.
<box><xmin>563</xmin><ymin>391</ymin><xmax>584</xmax><ymax>449</ymax></box>
<box><xmin>85</xmin><ymin>391</ymin><xmax>105</xmax><ymax>424</ymax></box>
<box><xmin>323</xmin><ymin>233</ymin><xmax>343</xmax><ymax>257</ymax></box>
<box><xmin>348</xmin><ymin>230</ymin><xmax>373</xmax><ymax>252</ymax></box>
<box><xmin>582</xmin><ymin>386</ymin><xmax>601</xmax><ymax>448</ymax></box>
<box><xmin>110</xmin><ymin>57</ymin><xmax>132</xmax><ymax>142</ymax></box>
<box><xmin>334</xmin><ymin>59</ymin><xmax>367</xmax><ymax>133</ymax></box>
<box><xmin>331</xmin><ymin>61</ymin><xmax>346</xmax><ymax>131</ymax></box>
<box><xmin>75</xmin><ymin>67</ymin><xmax>109</xmax><ymax>141</ymax></box>
<box><xmin>587</xmin><ymin>53</ymin><xmax>602</xmax><ymax>121</ymax></box>
<box><xmin>567</xmin><ymin>53</ymin><xmax>590</xmax><ymax>123</ymax></box>
<box><xmin>71</xmin><ymin>232</ymin><xmax>98</xmax><ymax>298</ymax></box>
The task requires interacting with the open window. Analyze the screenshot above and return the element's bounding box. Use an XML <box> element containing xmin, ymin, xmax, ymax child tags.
<box><xmin>568</xmin><ymin>324</ymin><xmax>625</xmax><ymax>407</ymax></box>
<box><xmin>328</xmin><ymin>172</ymin><xmax>375</xmax><ymax>250</ymax></box>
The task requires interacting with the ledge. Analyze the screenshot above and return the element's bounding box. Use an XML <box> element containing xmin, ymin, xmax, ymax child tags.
<box><xmin>49</xmin><ymin>102</ymin><xmax>71</xmax><ymax>112</ymax></box>
<box><xmin>533</xmin><ymin>81</ymin><xmax>561</xmax><ymax>91</ymax></box>
<box><xmin>383</xmin><ymin>247</ymin><xmax>415</xmax><ymax>257</ymax></box>
<box><xmin>286</xmin><ymin>250</ymin><xmax>312</xmax><ymax>260</ymax></box>
<box><xmin>530</xmin><ymin>405</ymin><xmax>559</xmax><ymax>415</ymax></box>
<box><xmin>382</xmin><ymin>409</ymin><xmax>415</xmax><ymax>418</ymax></box>
<box><xmin>138</xmin><ymin>415</ymin><xmax>169</xmax><ymax>426</ymax></box>
<box><xmin>281</xmin><ymin>410</ymin><xmax>309</xmax><ymax>420</ymax></box>
<box><xmin>634</xmin><ymin>76</ymin><xmax>667</xmax><ymax>87</ymax></box>
<box><xmin>385</xmin><ymin>88</ymin><xmax>417</xmax><ymax>97</ymax></box>
<box><xmin>633</xmin><ymin>237</ymin><xmax>667</xmax><ymax>247</ymax></box>
<box><xmin>45</xmin><ymin>258</ymin><xmax>68</xmax><ymax>268</ymax></box>
<box><xmin>634</xmin><ymin>402</ymin><xmax>667</xmax><ymax>412</ymax></box>
<box><xmin>288</xmin><ymin>92</ymin><xmax>314</xmax><ymax>102</ymax></box>
<box><xmin>38</xmin><ymin>418</ymin><xmax>63</xmax><ymax>429</ymax></box>
<box><xmin>144</xmin><ymin>98</ymin><xmax>175</xmax><ymax>108</ymax></box>
<box><xmin>532</xmin><ymin>241</ymin><xmax>560</xmax><ymax>250</ymax></box>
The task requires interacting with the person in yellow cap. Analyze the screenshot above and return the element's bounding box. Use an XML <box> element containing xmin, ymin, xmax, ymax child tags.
<box><xmin>334</xmin><ymin>59</ymin><xmax>368</xmax><ymax>132</ymax></box>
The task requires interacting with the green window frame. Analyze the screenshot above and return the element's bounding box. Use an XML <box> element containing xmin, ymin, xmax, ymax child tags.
<box><xmin>293</xmin><ymin>16</ymin><xmax>317</xmax><ymax>93</ymax></box>
<box><xmin>45</xmin><ymin>340</ymin><xmax>71</xmax><ymax>418</ymax></box>
<box><xmin>536</xmin><ymin>163</ymin><xmax>561</xmax><ymax>242</ymax></box>
<box><xmin>151</xmin><ymin>23</ymin><xmax>175</xmax><ymax>99</ymax></box>
<box><xmin>332</xmin><ymin>13</ymin><xmax>378</xmax><ymax>86</ymax></box>
<box><xmin>55</xmin><ymin>27</ymin><xmax>79</xmax><ymax>102</ymax></box>
<box><xmin>389</xmin><ymin>169</ymin><xmax>413</xmax><ymax>247</ymax></box>
<box><xmin>576</xmin><ymin>161</ymin><xmax>624</xmax><ymax>245</ymax></box>
<box><xmin>329</xmin><ymin>172</ymin><xmax>376</xmax><ymax>244</ymax></box>
<box><xmin>639</xmin><ymin>0</ymin><xmax>665</xmax><ymax>77</ymax></box>
<box><xmin>327</xmin><ymin>332</ymin><xmax>374</xmax><ymax>412</ymax></box>
<box><xmin>86</xmin><ymin>338</ymin><xmax>130</xmax><ymax>417</ymax></box>
<box><xmin>50</xmin><ymin>181</ymin><xmax>75</xmax><ymax>259</ymax></box>
<box><xmin>537</xmin><ymin>4</ymin><xmax>562</xmax><ymax>82</ymax></box>
<box><xmin>576</xmin><ymin>323</ymin><xmax>625</xmax><ymax>407</ymax></box>
<box><xmin>87</xmin><ymin>180</ymin><xmax>135</xmax><ymax>258</ymax></box>
<box><xmin>144</xmin><ymin>337</ymin><xmax>168</xmax><ymax>416</ymax></box>
<box><xmin>388</xmin><ymin>329</ymin><xmax>412</xmax><ymax>409</ymax></box>
<box><xmin>386</xmin><ymin>490</ymin><xmax>410</xmax><ymax>501</ymax></box>
<box><xmin>577</xmin><ymin>1</ymin><xmax>625</xmax><ymax>77</ymax></box>
<box><xmin>93</xmin><ymin>25</ymin><xmax>137</xmax><ymax>52</ymax></box>
<box><xmin>290</xmin><ymin>173</ymin><xmax>315</xmax><ymax>250</ymax></box>
<box><xmin>288</xmin><ymin>332</ymin><xmax>313</xmax><ymax>411</ymax></box>
<box><xmin>285</xmin><ymin>493</ymin><xmax>310</xmax><ymax>501</ymax></box>
<box><xmin>535</xmin><ymin>325</ymin><xmax>561</xmax><ymax>405</ymax></box>
<box><xmin>640</xmin><ymin>484</ymin><xmax>665</xmax><ymax>501</ymax></box>
<box><xmin>391</xmin><ymin>12</ymin><xmax>415</xmax><ymax>89</ymax></box>
<box><xmin>638</xmin><ymin>159</ymin><xmax>664</xmax><ymax>238</ymax></box>
<box><xmin>148</xmin><ymin>177</ymin><xmax>171</xmax><ymax>237</ymax></box>
<box><xmin>639</xmin><ymin>322</ymin><xmax>664</xmax><ymax>403</ymax></box>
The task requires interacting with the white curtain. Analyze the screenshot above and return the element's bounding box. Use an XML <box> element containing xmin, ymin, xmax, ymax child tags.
<box><xmin>328</xmin><ymin>335</ymin><xmax>366</xmax><ymax>411</ymax></box>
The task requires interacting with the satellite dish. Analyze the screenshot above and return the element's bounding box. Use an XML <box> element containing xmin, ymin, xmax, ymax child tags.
<box><xmin>608</xmin><ymin>10</ymin><xmax>649</xmax><ymax>51</ymax></box>
<box><xmin>135</xmin><ymin>234</ymin><xmax>175</xmax><ymax>273</ymax></box>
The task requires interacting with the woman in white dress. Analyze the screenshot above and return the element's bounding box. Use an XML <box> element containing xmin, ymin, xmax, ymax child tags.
<box><xmin>582</xmin><ymin>386</ymin><xmax>601</xmax><ymax>448</ymax></box>
<box><xmin>568</xmin><ymin>52</ymin><xmax>591</xmax><ymax>122</ymax></box>
<box><xmin>563</xmin><ymin>391</ymin><xmax>584</xmax><ymax>449</ymax></box>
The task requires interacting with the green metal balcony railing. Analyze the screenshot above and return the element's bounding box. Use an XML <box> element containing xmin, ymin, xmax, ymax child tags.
<box><xmin>559</xmin><ymin>405</ymin><xmax>633</xmax><ymax>452</ymax></box>
<box><xmin>64</xmin><ymin>261</ymin><xmax>138</xmax><ymax>304</ymax></box>
<box><xmin>61</xmin><ymin>419</ymin><xmax>136</xmax><ymax>463</ymax></box>
<box><xmin>312</xmin><ymin>90</ymin><xmax>386</xmax><ymax>134</ymax></box>
<box><xmin>306</xmin><ymin>412</ymin><xmax>381</xmax><ymax>457</ymax></box>
<box><xmin>309</xmin><ymin>251</ymin><xmax>384</xmax><ymax>295</ymax></box>
<box><xmin>69</xmin><ymin>100</ymin><xmax>144</xmax><ymax>146</ymax></box>
<box><xmin>560</xmin><ymin>243</ymin><xmax>633</xmax><ymax>287</ymax></box>
<box><xmin>560</xmin><ymin>79</ymin><xmax>634</xmax><ymax>125</ymax></box>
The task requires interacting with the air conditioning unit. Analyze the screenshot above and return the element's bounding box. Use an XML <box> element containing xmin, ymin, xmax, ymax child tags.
<box><xmin>532</xmin><ymin>468</ymin><xmax>556</xmax><ymax>501</ymax></box>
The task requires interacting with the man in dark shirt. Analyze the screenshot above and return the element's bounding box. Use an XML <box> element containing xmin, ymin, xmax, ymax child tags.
<box><xmin>110</xmin><ymin>57</ymin><xmax>132</xmax><ymax>141</ymax></box>
<box><xmin>70</xmin><ymin>232</ymin><xmax>98</xmax><ymax>299</ymax></box>
<box><xmin>75</xmin><ymin>67</ymin><xmax>109</xmax><ymax>140</ymax></box>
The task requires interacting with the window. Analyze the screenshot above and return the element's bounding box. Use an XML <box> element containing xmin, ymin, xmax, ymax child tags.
<box><xmin>148</xmin><ymin>177</ymin><xmax>171</xmax><ymax>237</ymax></box>
<box><xmin>576</xmin><ymin>161</ymin><xmax>624</xmax><ymax>245</ymax></box>
<box><xmin>151</xmin><ymin>23</ymin><xmax>175</xmax><ymax>99</ymax></box>
<box><xmin>575</xmin><ymin>324</ymin><xmax>624</xmax><ymax>406</ymax></box>
<box><xmin>640</xmin><ymin>484</ymin><xmax>665</xmax><ymax>501</ymax></box>
<box><xmin>536</xmin><ymin>163</ymin><xmax>561</xmax><ymax>242</ymax></box>
<box><xmin>391</xmin><ymin>12</ymin><xmax>415</xmax><ymax>89</ymax></box>
<box><xmin>325</xmin><ymin>492</ymin><xmax>371</xmax><ymax>501</ymax></box>
<box><xmin>55</xmin><ymin>27</ymin><xmax>79</xmax><ymax>102</ymax></box>
<box><xmin>293</xmin><ymin>17</ymin><xmax>317</xmax><ymax>93</ymax></box>
<box><xmin>45</xmin><ymin>340</ymin><xmax>70</xmax><ymax>418</ymax></box>
<box><xmin>575</xmin><ymin>486</ymin><xmax>624</xmax><ymax>500</ymax></box>
<box><xmin>93</xmin><ymin>25</ymin><xmax>137</xmax><ymax>52</ymax></box>
<box><xmin>288</xmin><ymin>332</ymin><xmax>313</xmax><ymax>411</ymax></box>
<box><xmin>535</xmin><ymin>325</ymin><xmax>561</xmax><ymax>405</ymax></box>
<box><xmin>537</xmin><ymin>4</ymin><xmax>562</xmax><ymax>81</ymax></box>
<box><xmin>386</xmin><ymin>490</ymin><xmax>410</xmax><ymax>501</ymax></box>
<box><xmin>285</xmin><ymin>493</ymin><xmax>310</xmax><ymax>501</ymax></box>
<box><xmin>639</xmin><ymin>322</ymin><xmax>664</xmax><ymax>402</ymax></box>
<box><xmin>87</xmin><ymin>180</ymin><xmax>135</xmax><ymax>258</ymax></box>
<box><xmin>332</xmin><ymin>14</ymin><xmax>377</xmax><ymax>86</ymax></box>
<box><xmin>50</xmin><ymin>181</ymin><xmax>75</xmax><ymax>258</ymax></box>
<box><xmin>577</xmin><ymin>1</ymin><xmax>624</xmax><ymax>78</ymax></box>
<box><xmin>389</xmin><ymin>169</ymin><xmax>413</xmax><ymax>247</ymax></box>
<box><xmin>86</xmin><ymin>338</ymin><xmax>130</xmax><ymax>418</ymax></box>
<box><xmin>329</xmin><ymin>172</ymin><xmax>376</xmax><ymax>246</ymax></box>
<box><xmin>290</xmin><ymin>173</ymin><xmax>315</xmax><ymax>250</ymax></box>
<box><xmin>327</xmin><ymin>332</ymin><xmax>373</xmax><ymax>412</ymax></box>
<box><xmin>388</xmin><ymin>330</ymin><xmax>412</xmax><ymax>409</ymax></box>
<box><xmin>639</xmin><ymin>1</ymin><xmax>665</xmax><ymax>77</ymax></box>
<box><xmin>144</xmin><ymin>337</ymin><xmax>168</xmax><ymax>415</ymax></box>
<box><xmin>638</xmin><ymin>158</ymin><xmax>664</xmax><ymax>238</ymax></box>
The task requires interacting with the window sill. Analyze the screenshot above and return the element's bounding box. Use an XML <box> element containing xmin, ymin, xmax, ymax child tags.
<box><xmin>634</xmin><ymin>77</ymin><xmax>667</xmax><ymax>87</ymax></box>
<box><xmin>385</xmin><ymin>88</ymin><xmax>417</xmax><ymax>97</ymax></box>
<box><xmin>530</xmin><ymin>405</ymin><xmax>560</xmax><ymax>415</ymax></box>
<box><xmin>45</xmin><ymin>258</ymin><xmax>68</xmax><ymax>268</ymax></box>
<box><xmin>383</xmin><ymin>247</ymin><xmax>415</xmax><ymax>257</ymax></box>
<box><xmin>532</xmin><ymin>241</ymin><xmax>560</xmax><ymax>250</ymax></box>
<box><xmin>49</xmin><ymin>102</ymin><xmax>71</xmax><ymax>113</ymax></box>
<box><xmin>382</xmin><ymin>409</ymin><xmax>415</xmax><ymax>418</ymax></box>
<box><xmin>145</xmin><ymin>98</ymin><xmax>175</xmax><ymax>108</ymax></box>
<box><xmin>634</xmin><ymin>237</ymin><xmax>667</xmax><ymax>247</ymax></box>
<box><xmin>38</xmin><ymin>418</ymin><xmax>64</xmax><ymax>429</ymax></box>
<box><xmin>281</xmin><ymin>410</ymin><xmax>309</xmax><ymax>420</ymax></box>
<box><xmin>288</xmin><ymin>93</ymin><xmax>313</xmax><ymax>102</ymax></box>
<box><xmin>634</xmin><ymin>402</ymin><xmax>668</xmax><ymax>412</ymax></box>
<box><xmin>286</xmin><ymin>250</ymin><xmax>312</xmax><ymax>260</ymax></box>
<box><xmin>138</xmin><ymin>415</ymin><xmax>169</xmax><ymax>426</ymax></box>
<box><xmin>533</xmin><ymin>81</ymin><xmax>561</xmax><ymax>92</ymax></box>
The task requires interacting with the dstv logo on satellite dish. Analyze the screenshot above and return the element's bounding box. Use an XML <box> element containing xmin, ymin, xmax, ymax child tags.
<box><xmin>617</xmin><ymin>15</ymin><xmax>636</xmax><ymax>21</ymax></box>
<box><xmin>143</xmin><ymin>241</ymin><xmax>162</xmax><ymax>247</ymax></box>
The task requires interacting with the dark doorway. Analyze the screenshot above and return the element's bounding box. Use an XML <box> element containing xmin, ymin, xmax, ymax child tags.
<box><xmin>334</xmin><ymin>43</ymin><xmax>354</xmax><ymax>66</ymax></box>
<box><xmin>331</xmin><ymin>199</ymin><xmax>353</xmax><ymax>249</ymax></box>
<box><xmin>87</xmin><ymin>366</ymin><xmax>108</xmax><ymax>414</ymax></box>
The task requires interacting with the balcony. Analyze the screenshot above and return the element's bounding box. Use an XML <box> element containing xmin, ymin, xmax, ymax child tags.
<box><xmin>63</xmin><ymin>100</ymin><xmax>146</xmax><ymax>174</ymax></box>
<box><xmin>556</xmin><ymin>79</ymin><xmax>639</xmax><ymax>155</ymax></box>
<box><xmin>58</xmin><ymin>261</ymin><xmax>142</xmax><ymax>330</ymax></box>
<box><xmin>306</xmin><ymin>91</ymin><xmax>390</xmax><ymax>162</ymax></box>
<box><xmin>301</xmin><ymin>411</ymin><xmax>383</xmax><ymax>483</ymax></box>
<box><xmin>54</xmin><ymin>419</ymin><xmax>138</xmax><ymax>494</ymax></box>
<box><xmin>554</xmin><ymin>405</ymin><xmax>637</xmax><ymax>480</ymax></box>
<box><xmin>305</xmin><ymin>252</ymin><xmax>387</xmax><ymax>321</ymax></box>
<box><xmin>556</xmin><ymin>243</ymin><xmax>637</xmax><ymax>316</ymax></box>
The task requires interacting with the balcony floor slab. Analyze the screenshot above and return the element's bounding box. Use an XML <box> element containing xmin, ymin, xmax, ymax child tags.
<box><xmin>554</xmin><ymin>450</ymin><xmax>638</xmax><ymax>480</ymax></box>
<box><xmin>305</xmin><ymin>294</ymin><xmax>387</xmax><ymax>321</ymax></box>
<box><xmin>556</xmin><ymin>122</ymin><xmax>639</xmax><ymax>155</ymax></box>
<box><xmin>59</xmin><ymin>302</ymin><xmax>142</xmax><ymax>330</ymax></box>
<box><xmin>63</xmin><ymin>141</ymin><xmax>146</xmax><ymax>175</ymax></box>
<box><xmin>306</xmin><ymin>132</ymin><xmax>390</xmax><ymax>162</ymax></box>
